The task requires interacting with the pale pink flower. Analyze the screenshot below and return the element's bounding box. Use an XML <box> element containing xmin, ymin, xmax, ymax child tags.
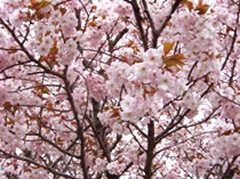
<box><xmin>86</xmin><ymin>74</ymin><xmax>107</xmax><ymax>101</ymax></box>
<box><xmin>37</xmin><ymin>44</ymin><xmax>49</xmax><ymax>56</ymax></box>
<box><xmin>62</xmin><ymin>24</ymin><xmax>76</xmax><ymax>36</ymax></box>
<box><xmin>0</xmin><ymin>54</ymin><xmax>9</xmax><ymax>71</ymax></box>
<box><xmin>142</xmin><ymin>48</ymin><xmax>163</xmax><ymax>66</ymax></box>
<box><xmin>93</xmin><ymin>158</ymin><xmax>107</xmax><ymax>172</ymax></box>
<box><xmin>41</xmin><ymin>36</ymin><xmax>54</xmax><ymax>49</ymax></box>
<box><xmin>49</xmin><ymin>10</ymin><xmax>62</xmax><ymax>24</ymax></box>
<box><xmin>0</xmin><ymin>86</ymin><xmax>8</xmax><ymax>106</ymax></box>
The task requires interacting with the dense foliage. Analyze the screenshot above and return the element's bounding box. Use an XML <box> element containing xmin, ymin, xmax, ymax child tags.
<box><xmin>0</xmin><ymin>0</ymin><xmax>240</xmax><ymax>178</ymax></box>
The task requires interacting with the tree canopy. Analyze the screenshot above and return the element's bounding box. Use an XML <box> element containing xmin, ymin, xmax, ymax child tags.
<box><xmin>0</xmin><ymin>0</ymin><xmax>240</xmax><ymax>178</ymax></box>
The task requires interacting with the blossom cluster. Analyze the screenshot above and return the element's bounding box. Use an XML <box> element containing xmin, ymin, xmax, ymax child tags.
<box><xmin>0</xmin><ymin>0</ymin><xmax>240</xmax><ymax>178</ymax></box>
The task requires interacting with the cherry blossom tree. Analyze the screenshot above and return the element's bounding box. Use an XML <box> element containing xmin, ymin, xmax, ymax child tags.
<box><xmin>0</xmin><ymin>0</ymin><xmax>240</xmax><ymax>178</ymax></box>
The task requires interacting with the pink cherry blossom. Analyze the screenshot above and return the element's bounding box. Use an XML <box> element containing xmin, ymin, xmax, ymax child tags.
<box><xmin>0</xmin><ymin>87</ymin><xmax>8</xmax><ymax>106</ymax></box>
<box><xmin>0</xmin><ymin>0</ymin><xmax>240</xmax><ymax>178</ymax></box>
<box><xmin>0</xmin><ymin>53</ymin><xmax>9</xmax><ymax>71</ymax></box>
